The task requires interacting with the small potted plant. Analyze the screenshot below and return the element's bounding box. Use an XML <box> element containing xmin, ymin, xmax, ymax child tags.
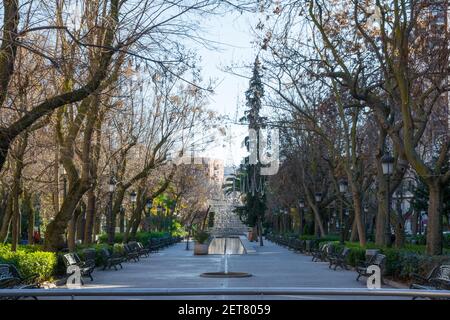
<box><xmin>194</xmin><ymin>230</ymin><xmax>210</xmax><ymax>255</ymax></box>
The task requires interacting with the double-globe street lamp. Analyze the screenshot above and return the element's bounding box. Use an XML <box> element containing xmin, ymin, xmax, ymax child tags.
<box><xmin>381</xmin><ymin>153</ymin><xmax>395</xmax><ymax>247</ymax></box>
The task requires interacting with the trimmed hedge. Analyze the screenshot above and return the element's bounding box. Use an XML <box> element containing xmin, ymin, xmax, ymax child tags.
<box><xmin>0</xmin><ymin>244</ymin><xmax>57</xmax><ymax>282</ymax></box>
<box><xmin>98</xmin><ymin>231</ymin><xmax>169</xmax><ymax>244</ymax></box>
<box><xmin>326</xmin><ymin>241</ymin><xmax>450</xmax><ymax>281</ymax></box>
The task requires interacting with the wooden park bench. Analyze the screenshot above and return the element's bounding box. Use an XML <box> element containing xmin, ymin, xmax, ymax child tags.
<box><xmin>0</xmin><ymin>264</ymin><xmax>40</xmax><ymax>300</ymax></box>
<box><xmin>63</xmin><ymin>252</ymin><xmax>95</xmax><ymax>283</ymax></box>
<box><xmin>312</xmin><ymin>242</ymin><xmax>331</xmax><ymax>262</ymax></box>
<box><xmin>410</xmin><ymin>264</ymin><xmax>450</xmax><ymax>299</ymax></box>
<box><xmin>81</xmin><ymin>248</ymin><xmax>97</xmax><ymax>266</ymax></box>
<box><xmin>356</xmin><ymin>253</ymin><xmax>386</xmax><ymax>283</ymax></box>
<box><xmin>100</xmin><ymin>248</ymin><xmax>124</xmax><ymax>270</ymax></box>
<box><xmin>149</xmin><ymin>238</ymin><xmax>164</xmax><ymax>252</ymax></box>
<box><xmin>291</xmin><ymin>239</ymin><xmax>305</xmax><ymax>253</ymax></box>
<box><xmin>128</xmin><ymin>241</ymin><xmax>150</xmax><ymax>258</ymax></box>
<box><xmin>123</xmin><ymin>243</ymin><xmax>140</xmax><ymax>262</ymax></box>
<box><xmin>328</xmin><ymin>247</ymin><xmax>350</xmax><ymax>270</ymax></box>
<box><xmin>304</xmin><ymin>240</ymin><xmax>317</xmax><ymax>255</ymax></box>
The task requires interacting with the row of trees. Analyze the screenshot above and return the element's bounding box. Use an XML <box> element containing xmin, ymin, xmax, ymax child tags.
<box><xmin>252</xmin><ymin>0</ymin><xmax>449</xmax><ymax>255</ymax></box>
<box><xmin>0</xmin><ymin>0</ymin><xmax>257</xmax><ymax>252</ymax></box>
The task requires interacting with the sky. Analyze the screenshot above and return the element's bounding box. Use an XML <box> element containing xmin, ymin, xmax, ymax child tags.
<box><xmin>189</xmin><ymin>10</ymin><xmax>261</xmax><ymax>167</ymax></box>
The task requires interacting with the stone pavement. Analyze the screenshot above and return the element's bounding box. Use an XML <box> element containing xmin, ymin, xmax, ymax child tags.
<box><xmin>68</xmin><ymin>239</ymin><xmax>406</xmax><ymax>300</ymax></box>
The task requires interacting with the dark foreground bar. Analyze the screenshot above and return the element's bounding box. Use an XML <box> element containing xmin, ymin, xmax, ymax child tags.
<box><xmin>0</xmin><ymin>287</ymin><xmax>450</xmax><ymax>299</ymax></box>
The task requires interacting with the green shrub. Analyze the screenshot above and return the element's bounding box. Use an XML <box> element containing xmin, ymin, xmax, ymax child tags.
<box><xmin>76</xmin><ymin>243</ymin><xmax>111</xmax><ymax>267</ymax></box>
<box><xmin>98</xmin><ymin>231</ymin><xmax>169</xmax><ymax>244</ymax></box>
<box><xmin>299</xmin><ymin>234</ymin><xmax>340</xmax><ymax>243</ymax></box>
<box><xmin>194</xmin><ymin>230</ymin><xmax>210</xmax><ymax>244</ymax></box>
<box><xmin>325</xmin><ymin>241</ymin><xmax>450</xmax><ymax>281</ymax></box>
<box><xmin>0</xmin><ymin>244</ymin><xmax>57</xmax><ymax>282</ymax></box>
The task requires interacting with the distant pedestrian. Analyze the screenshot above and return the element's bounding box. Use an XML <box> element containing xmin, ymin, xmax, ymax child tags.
<box><xmin>33</xmin><ymin>230</ymin><xmax>41</xmax><ymax>244</ymax></box>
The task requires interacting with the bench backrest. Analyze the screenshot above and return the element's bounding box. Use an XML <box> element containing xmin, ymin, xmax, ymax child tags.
<box><xmin>0</xmin><ymin>264</ymin><xmax>15</xmax><ymax>280</ymax></box>
<box><xmin>325</xmin><ymin>243</ymin><xmax>335</xmax><ymax>255</ymax></box>
<box><xmin>341</xmin><ymin>247</ymin><xmax>350</xmax><ymax>257</ymax></box>
<box><xmin>82</xmin><ymin>249</ymin><xmax>97</xmax><ymax>261</ymax></box>
<box><xmin>101</xmin><ymin>248</ymin><xmax>112</xmax><ymax>258</ymax></box>
<box><xmin>372</xmin><ymin>254</ymin><xmax>386</xmax><ymax>268</ymax></box>
<box><xmin>63</xmin><ymin>253</ymin><xmax>78</xmax><ymax>266</ymax></box>
<box><xmin>436</xmin><ymin>265</ymin><xmax>450</xmax><ymax>280</ymax></box>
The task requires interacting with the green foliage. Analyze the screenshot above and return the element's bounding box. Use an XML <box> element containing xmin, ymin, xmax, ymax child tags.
<box><xmin>194</xmin><ymin>230</ymin><xmax>210</xmax><ymax>244</ymax></box>
<box><xmin>302</xmin><ymin>223</ymin><xmax>314</xmax><ymax>236</ymax></box>
<box><xmin>171</xmin><ymin>220</ymin><xmax>187</xmax><ymax>237</ymax></box>
<box><xmin>0</xmin><ymin>244</ymin><xmax>57</xmax><ymax>282</ymax></box>
<box><xmin>98</xmin><ymin>231</ymin><xmax>169</xmax><ymax>244</ymax></box>
<box><xmin>326</xmin><ymin>241</ymin><xmax>450</xmax><ymax>281</ymax></box>
<box><xmin>299</xmin><ymin>234</ymin><xmax>340</xmax><ymax>243</ymax></box>
<box><xmin>76</xmin><ymin>243</ymin><xmax>111</xmax><ymax>267</ymax></box>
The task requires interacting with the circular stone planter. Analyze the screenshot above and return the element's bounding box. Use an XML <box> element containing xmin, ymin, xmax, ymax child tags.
<box><xmin>200</xmin><ymin>272</ymin><xmax>252</xmax><ymax>278</ymax></box>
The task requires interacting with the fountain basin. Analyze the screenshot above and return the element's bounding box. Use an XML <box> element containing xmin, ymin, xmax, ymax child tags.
<box><xmin>200</xmin><ymin>272</ymin><xmax>252</xmax><ymax>278</ymax></box>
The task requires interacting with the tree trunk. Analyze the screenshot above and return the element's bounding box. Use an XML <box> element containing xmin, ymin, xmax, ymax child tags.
<box><xmin>11</xmin><ymin>193</ymin><xmax>20</xmax><ymax>251</ymax></box>
<box><xmin>67</xmin><ymin>205</ymin><xmax>83</xmax><ymax>252</ymax></box>
<box><xmin>44</xmin><ymin>181</ymin><xmax>88</xmax><ymax>252</ymax></box>
<box><xmin>297</xmin><ymin>207</ymin><xmax>303</xmax><ymax>235</ymax></box>
<box><xmin>110</xmin><ymin>187</ymin><xmax>126</xmax><ymax>243</ymax></box>
<box><xmin>0</xmin><ymin>193</ymin><xmax>13</xmax><ymax>242</ymax></box>
<box><xmin>411</xmin><ymin>211</ymin><xmax>418</xmax><ymax>236</ymax></box>
<box><xmin>25</xmin><ymin>193</ymin><xmax>34</xmax><ymax>245</ymax></box>
<box><xmin>351</xmin><ymin>187</ymin><xmax>366</xmax><ymax>246</ymax></box>
<box><xmin>119</xmin><ymin>208</ymin><xmax>125</xmax><ymax>233</ymax></box>
<box><xmin>426</xmin><ymin>182</ymin><xmax>442</xmax><ymax>255</ymax></box>
<box><xmin>393</xmin><ymin>198</ymin><xmax>405</xmax><ymax>248</ymax></box>
<box><xmin>258</xmin><ymin>216</ymin><xmax>264</xmax><ymax>246</ymax></box>
<box><xmin>349</xmin><ymin>216</ymin><xmax>358</xmax><ymax>242</ymax></box>
<box><xmin>375</xmin><ymin>172</ymin><xmax>388</xmax><ymax>246</ymax></box>
<box><xmin>76</xmin><ymin>202</ymin><xmax>86</xmax><ymax>242</ymax></box>
<box><xmin>84</xmin><ymin>189</ymin><xmax>95</xmax><ymax>244</ymax></box>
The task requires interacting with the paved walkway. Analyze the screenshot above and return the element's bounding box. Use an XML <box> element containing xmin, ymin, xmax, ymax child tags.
<box><xmin>70</xmin><ymin>239</ymin><xmax>404</xmax><ymax>300</ymax></box>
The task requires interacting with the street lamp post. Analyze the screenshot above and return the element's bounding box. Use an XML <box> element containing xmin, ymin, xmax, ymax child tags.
<box><xmin>146</xmin><ymin>198</ymin><xmax>153</xmax><ymax>231</ymax></box>
<box><xmin>169</xmin><ymin>202</ymin><xmax>176</xmax><ymax>234</ymax></box>
<box><xmin>156</xmin><ymin>205</ymin><xmax>162</xmax><ymax>231</ymax></box>
<box><xmin>130</xmin><ymin>191</ymin><xmax>137</xmax><ymax>233</ymax></box>
<box><xmin>298</xmin><ymin>199</ymin><xmax>305</xmax><ymax>235</ymax></box>
<box><xmin>314</xmin><ymin>193</ymin><xmax>322</xmax><ymax>237</ymax></box>
<box><xmin>338</xmin><ymin>179</ymin><xmax>348</xmax><ymax>245</ymax></box>
<box><xmin>382</xmin><ymin>154</ymin><xmax>395</xmax><ymax>247</ymax></box>
<box><xmin>107</xmin><ymin>177</ymin><xmax>116</xmax><ymax>245</ymax></box>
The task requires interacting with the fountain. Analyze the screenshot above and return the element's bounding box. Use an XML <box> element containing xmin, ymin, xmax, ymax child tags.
<box><xmin>199</xmin><ymin>196</ymin><xmax>252</xmax><ymax>278</ymax></box>
<box><xmin>200</xmin><ymin>237</ymin><xmax>252</xmax><ymax>278</ymax></box>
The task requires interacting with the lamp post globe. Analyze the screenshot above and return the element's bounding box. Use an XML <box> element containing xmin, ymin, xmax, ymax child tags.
<box><xmin>298</xmin><ymin>199</ymin><xmax>305</xmax><ymax>208</ymax></box>
<box><xmin>381</xmin><ymin>154</ymin><xmax>395</xmax><ymax>176</ymax></box>
<box><xmin>338</xmin><ymin>180</ymin><xmax>348</xmax><ymax>194</ymax></box>
<box><xmin>315</xmin><ymin>192</ymin><xmax>322</xmax><ymax>203</ymax></box>
<box><xmin>130</xmin><ymin>191</ymin><xmax>137</xmax><ymax>203</ymax></box>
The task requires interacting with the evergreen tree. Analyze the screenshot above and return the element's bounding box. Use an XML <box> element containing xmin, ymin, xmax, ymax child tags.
<box><xmin>238</xmin><ymin>58</ymin><xmax>267</xmax><ymax>246</ymax></box>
